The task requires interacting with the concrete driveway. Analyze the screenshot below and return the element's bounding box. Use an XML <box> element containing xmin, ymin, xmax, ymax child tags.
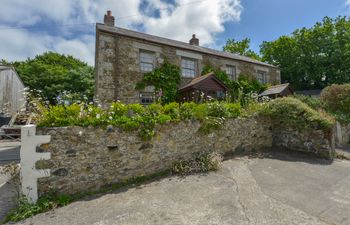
<box><xmin>10</xmin><ymin>151</ymin><xmax>350</xmax><ymax>225</ymax></box>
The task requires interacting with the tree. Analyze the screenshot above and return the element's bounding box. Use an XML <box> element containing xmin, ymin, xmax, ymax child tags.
<box><xmin>260</xmin><ymin>16</ymin><xmax>350</xmax><ymax>90</ymax></box>
<box><xmin>223</xmin><ymin>38</ymin><xmax>261</xmax><ymax>60</ymax></box>
<box><xmin>4</xmin><ymin>52</ymin><xmax>94</xmax><ymax>104</ymax></box>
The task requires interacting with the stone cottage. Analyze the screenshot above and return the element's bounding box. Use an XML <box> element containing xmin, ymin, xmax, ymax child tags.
<box><xmin>95</xmin><ymin>11</ymin><xmax>281</xmax><ymax>105</ymax></box>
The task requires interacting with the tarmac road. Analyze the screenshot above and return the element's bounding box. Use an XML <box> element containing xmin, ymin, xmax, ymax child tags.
<box><xmin>11</xmin><ymin>150</ymin><xmax>350</xmax><ymax>225</ymax></box>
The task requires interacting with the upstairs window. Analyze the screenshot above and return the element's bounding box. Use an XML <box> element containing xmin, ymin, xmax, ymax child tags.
<box><xmin>140</xmin><ymin>50</ymin><xmax>155</xmax><ymax>72</ymax></box>
<box><xmin>181</xmin><ymin>58</ymin><xmax>197</xmax><ymax>78</ymax></box>
<box><xmin>257</xmin><ymin>70</ymin><xmax>268</xmax><ymax>84</ymax></box>
<box><xmin>225</xmin><ymin>65</ymin><xmax>237</xmax><ymax>80</ymax></box>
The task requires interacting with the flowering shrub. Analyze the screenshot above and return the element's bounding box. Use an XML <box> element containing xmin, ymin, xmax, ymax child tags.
<box><xmin>36</xmin><ymin>101</ymin><xmax>246</xmax><ymax>139</ymax></box>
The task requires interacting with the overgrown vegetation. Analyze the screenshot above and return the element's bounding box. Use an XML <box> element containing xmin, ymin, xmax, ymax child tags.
<box><xmin>172</xmin><ymin>152</ymin><xmax>223</xmax><ymax>175</ymax></box>
<box><xmin>320</xmin><ymin>84</ymin><xmax>350</xmax><ymax>124</ymax></box>
<box><xmin>136</xmin><ymin>61</ymin><xmax>181</xmax><ymax>104</ymax></box>
<box><xmin>36</xmin><ymin>101</ymin><xmax>243</xmax><ymax>139</ymax></box>
<box><xmin>260</xmin><ymin>97</ymin><xmax>334</xmax><ymax>131</ymax></box>
<box><xmin>293</xmin><ymin>94</ymin><xmax>322</xmax><ymax>110</ymax></box>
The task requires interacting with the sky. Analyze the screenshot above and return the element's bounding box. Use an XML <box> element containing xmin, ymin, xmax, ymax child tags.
<box><xmin>0</xmin><ymin>0</ymin><xmax>349</xmax><ymax>66</ymax></box>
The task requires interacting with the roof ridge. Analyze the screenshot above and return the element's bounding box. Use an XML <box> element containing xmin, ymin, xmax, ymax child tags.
<box><xmin>97</xmin><ymin>24</ymin><xmax>278</xmax><ymax>68</ymax></box>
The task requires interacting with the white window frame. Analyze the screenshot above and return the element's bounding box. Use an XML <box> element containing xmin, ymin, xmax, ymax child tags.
<box><xmin>181</xmin><ymin>57</ymin><xmax>197</xmax><ymax>78</ymax></box>
<box><xmin>139</xmin><ymin>50</ymin><xmax>155</xmax><ymax>72</ymax></box>
<box><xmin>139</xmin><ymin>92</ymin><xmax>154</xmax><ymax>105</ymax></box>
<box><xmin>257</xmin><ymin>70</ymin><xmax>268</xmax><ymax>84</ymax></box>
<box><xmin>225</xmin><ymin>65</ymin><xmax>237</xmax><ymax>80</ymax></box>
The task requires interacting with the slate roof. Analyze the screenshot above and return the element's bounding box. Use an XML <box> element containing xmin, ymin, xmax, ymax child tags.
<box><xmin>178</xmin><ymin>72</ymin><xmax>228</xmax><ymax>92</ymax></box>
<box><xmin>97</xmin><ymin>23</ymin><xmax>278</xmax><ymax>68</ymax></box>
<box><xmin>260</xmin><ymin>83</ymin><xmax>292</xmax><ymax>96</ymax></box>
<box><xmin>295</xmin><ymin>89</ymin><xmax>322</xmax><ymax>97</ymax></box>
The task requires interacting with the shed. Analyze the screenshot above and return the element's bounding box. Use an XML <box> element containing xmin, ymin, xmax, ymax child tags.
<box><xmin>178</xmin><ymin>72</ymin><xmax>228</xmax><ymax>102</ymax></box>
<box><xmin>0</xmin><ymin>65</ymin><xmax>25</xmax><ymax>115</ymax></box>
<box><xmin>259</xmin><ymin>83</ymin><xmax>293</xmax><ymax>99</ymax></box>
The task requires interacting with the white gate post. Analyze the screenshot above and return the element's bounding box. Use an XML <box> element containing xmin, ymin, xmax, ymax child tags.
<box><xmin>20</xmin><ymin>125</ymin><xmax>51</xmax><ymax>203</ymax></box>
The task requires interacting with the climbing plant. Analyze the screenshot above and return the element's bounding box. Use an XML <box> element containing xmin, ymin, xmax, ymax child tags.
<box><xmin>136</xmin><ymin>61</ymin><xmax>181</xmax><ymax>104</ymax></box>
<box><xmin>201</xmin><ymin>65</ymin><xmax>267</xmax><ymax>104</ymax></box>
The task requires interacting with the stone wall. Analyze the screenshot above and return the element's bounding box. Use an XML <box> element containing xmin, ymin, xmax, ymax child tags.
<box><xmin>335</xmin><ymin>122</ymin><xmax>350</xmax><ymax>147</ymax></box>
<box><xmin>35</xmin><ymin>117</ymin><xmax>334</xmax><ymax>197</ymax></box>
<box><xmin>272</xmin><ymin>126</ymin><xmax>335</xmax><ymax>159</ymax></box>
<box><xmin>95</xmin><ymin>29</ymin><xmax>281</xmax><ymax>105</ymax></box>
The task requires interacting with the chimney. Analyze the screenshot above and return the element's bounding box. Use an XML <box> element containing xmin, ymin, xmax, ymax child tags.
<box><xmin>189</xmin><ymin>34</ymin><xmax>199</xmax><ymax>46</ymax></box>
<box><xmin>104</xmin><ymin>10</ymin><xmax>115</xmax><ymax>26</ymax></box>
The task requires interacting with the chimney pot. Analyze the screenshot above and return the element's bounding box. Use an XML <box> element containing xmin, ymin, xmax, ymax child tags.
<box><xmin>104</xmin><ymin>10</ymin><xmax>115</xmax><ymax>27</ymax></box>
<box><xmin>189</xmin><ymin>34</ymin><xmax>199</xmax><ymax>46</ymax></box>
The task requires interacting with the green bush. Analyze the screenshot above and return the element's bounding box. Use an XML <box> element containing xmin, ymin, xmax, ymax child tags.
<box><xmin>127</xmin><ymin>104</ymin><xmax>145</xmax><ymax>115</ymax></box>
<box><xmin>192</xmin><ymin>104</ymin><xmax>209</xmax><ymax>121</ymax></box>
<box><xmin>110</xmin><ymin>102</ymin><xmax>128</xmax><ymax>117</ymax></box>
<box><xmin>39</xmin><ymin>104</ymin><xmax>81</xmax><ymax>127</ymax></box>
<box><xmin>320</xmin><ymin>84</ymin><xmax>350</xmax><ymax>123</ymax></box>
<box><xmin>293</xmin><ymin>94</ymin><xmax>322</xmax><ymax>110</ymax></box>
<box><xmin>36</xmin><ymin>101</ymin><xmax>244</xmax><ymax>138</ymax></box>
<box><xmin>261</xmin><ymin>97</ymin><xmax>334</xmax><ymax>131</ymax></box>
<box><xmin>179</xmin><ymin>102</ymin><xmax>197</xmax><ymax>120</ymax></box>
<box><xmin>206</xmin><ymin>101</ymin><xmax>229</xmax><ymax>118</ymax></box>
<box><xmin>162</xmin><ymin>102</ymin><xmax>179</xmax><ymax>120</ymax></box>
<box><xmin>224</xmin><ymin>103</ymin><xmax>241</xmax><ymax>118</ymax></box>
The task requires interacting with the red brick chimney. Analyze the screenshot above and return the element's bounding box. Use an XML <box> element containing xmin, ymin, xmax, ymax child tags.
<box><xmin>104</xmin><ymin>10</ymin><xmax>115</xmax><ymax>26</ymax></box>
<box><xmin>189</xmin><ymin>34</ymin><xmax>199</xmax><ymax>46</ymax></box>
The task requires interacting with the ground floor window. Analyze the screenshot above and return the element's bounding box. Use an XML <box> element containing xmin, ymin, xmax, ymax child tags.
<box><xmin>139</xmin><ymin>92</ymin><xmax>154</xmax><ymax>105</ymax></box>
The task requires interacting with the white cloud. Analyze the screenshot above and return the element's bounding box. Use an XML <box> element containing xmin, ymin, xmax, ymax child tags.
<box><xmin>0</xmin><ymin>29</ymin><xmax>95</xmax><ymax>65</ymax></box>
<box><xmin>0</xmin><ymin>0</ymin><xmax>243</xmax><ymax>65</ymax></box>
<box><xmin>141</xmin><ymin>0</ymin><xmax>242</xmax><ymax>46</ymax></box>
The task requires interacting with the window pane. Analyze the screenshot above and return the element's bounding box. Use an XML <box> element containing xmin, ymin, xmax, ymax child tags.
<box><xmin>181</xmin><ymin>58</ymin><xmax>196</xmax><ymax>77</ymax></box>
<box><xmin>139</xmin><ymin>92</ymin><xmax>154</xmax><ymax>105</ymax></box>
<box><xmin>140</xmin><ymin>51</ymin><xmax>155</xmax><ymax>72</ymax></box>
<box><xmin>225</xmin><ymin>65</ymin><xmax>236</xmax><ymax>80</ymax></box>
<box><xmin>257</xmin><ymin>71</ymin><xmax>267</xmax><ymax>84</ymax></box>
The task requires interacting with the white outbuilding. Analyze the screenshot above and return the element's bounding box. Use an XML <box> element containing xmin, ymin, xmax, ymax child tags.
<box><xmin>0</xmin><ymin>65</ymin><xmax>25</xmax><ymax>115</ymax></box>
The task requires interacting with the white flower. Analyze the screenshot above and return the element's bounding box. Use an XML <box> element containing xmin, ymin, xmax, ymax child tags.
<box><xmin>96</xmin><ymin>114</ymin><xmax>101</xmax><ymax>119</ymax></box>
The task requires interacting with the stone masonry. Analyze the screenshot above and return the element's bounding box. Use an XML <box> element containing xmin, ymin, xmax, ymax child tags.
<box><xmin>95</xmin><ymin>12</ymin><xmax>281</xmax><ymax>105</ymax></box>
<box><xmin>35</xmin><ymin>116</ymin><xmax>334</xmax><ymax>196</ymax></box>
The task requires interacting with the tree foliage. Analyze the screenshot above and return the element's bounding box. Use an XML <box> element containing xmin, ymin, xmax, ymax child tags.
<box><xmin>260</xmin><ymin>16</ymin><xmax>350</xmax><ymax>90</ymax></box>
<box><xmin>320</xmin><ymin>83</ymin><xmax>350</xmax><ymax>123</ymax></box>
<box><xmin>223</xmin><ymin>38</ymin><xmax>261</xmax><ymax>60</ymax></box>
<box><xmin>3</xmin><ymin>52</ymin><xmax>94</xmax><ymax>104</ymax></box>
<box><xmin>136</xmin><ymin>61</ymin><xmax>181</xmax><ymax>104</ymax></box>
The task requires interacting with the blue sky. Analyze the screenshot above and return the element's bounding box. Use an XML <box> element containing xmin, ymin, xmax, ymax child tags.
<box><xmin>0</xmin><ymin>0</ymin><xmax>349</xmax><ymax>65</ymax></box>
<box><xmin>219</xmin><ymin>0</ymin><xmax>350</xmax><ymax>52</ymax></box>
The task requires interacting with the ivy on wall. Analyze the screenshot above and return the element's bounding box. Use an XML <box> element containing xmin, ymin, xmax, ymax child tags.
<box><xmin>136</xmin><ymin>61</ymin><xmax>181</xmax><ymax>104</ymax></box>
